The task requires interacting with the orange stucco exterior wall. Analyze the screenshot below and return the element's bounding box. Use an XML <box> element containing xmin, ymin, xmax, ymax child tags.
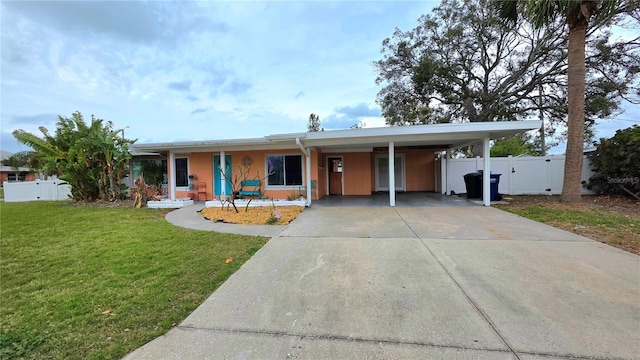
<box><xmin>369</xmin><ymin>149</ymin><xmax>436</xmax><ymax>193</ymax></box>
<box><xmin>169</xmin><ymin>149</ymin><xmax>318</xmax><ymax>200</ymax></box>
<box><xmin>404</xmin><ymin>150</ymin><xmax>435</xmax><ymax>191</ymax></box>
<box><xmin>228</xmin><ymin>149</ymin><xmax>306</xmax><ymax>200</ymax></box>
<box><xmin>342</xmin><ymin>152</ymin><xmax>372</xmax><ymax>196</ymax></box>
<box><xmin>311</xmin><ymin>148</ymin><xmax>325</xmax><ymax>199</ymax></box>
<box><xmin>186</xmin><ymin>152</ymin><xmax>214</xmax><ymax>200</ymax></box>
<box><xmin>165</xmin><ymin>147</ymin><xmax>435</xmax><ymax>200</ymax></box>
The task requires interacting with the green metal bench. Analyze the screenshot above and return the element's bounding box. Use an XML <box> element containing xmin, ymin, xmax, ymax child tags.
<box><xmin>239</xmin><ymin>179</ymin><xmax>261</xmax><ymax>198</ymax></box>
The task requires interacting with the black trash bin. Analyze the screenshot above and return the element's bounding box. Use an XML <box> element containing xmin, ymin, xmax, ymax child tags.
<box><xmin>463</xmin><ymin>172</ymin><xmax>482</xmax><ymax>198</ymax></box>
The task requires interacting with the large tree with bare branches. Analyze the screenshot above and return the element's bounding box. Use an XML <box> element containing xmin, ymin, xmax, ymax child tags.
<box><xmin>374</xmin><ymin>0</ymin><xmax>638</xmax><ymax>161</ymax></box>
<box><xmin>497</xmin><ymin>0</ymin><xmax>638</xmax><ymax>202</ymax></box>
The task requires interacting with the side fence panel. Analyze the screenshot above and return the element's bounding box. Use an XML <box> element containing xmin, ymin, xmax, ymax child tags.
<box><xmin>446</xmin><ymin>156</ymin><xmax>594</xmax><ymax>195</ymax></box>
<box><xmin>511</xmin><ymin>157</ymin><xmax>550</xmax><ymax>194</ymax></box>
<box><xmin>3</xmin><ymin>180</ymin><xmax>72</xmax><ymax>202</ymax></box>
<box><xmin>447</xmin><ymin>159</ymin><xmax>480</xmax><ymax>195</ymax></box>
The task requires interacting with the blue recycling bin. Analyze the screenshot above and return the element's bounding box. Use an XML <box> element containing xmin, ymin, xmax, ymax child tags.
<box><xmin>478</xmin><ymin>171</ymin><xmax>502</xmax><ymax>201</ymax></box>
<box><xmin>488</xmin><ymin>173</ymin><xmax>502</xmax><ymax>201</ymax></box>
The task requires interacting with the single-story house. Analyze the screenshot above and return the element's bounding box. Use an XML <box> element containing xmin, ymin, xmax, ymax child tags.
<box><xmin>130</xmin><ymin>121</ymin><xmax>541</xmax><ymax>207</ymax></box>
<box><xmin>0</xmin><ymin>166</ymin><xmax>36</xmax><ymax>184</ymax></box>
<box><xmin>0</xmin><ymin>151</ymin><xmax>36</xmax><ymax>184</ymax></box>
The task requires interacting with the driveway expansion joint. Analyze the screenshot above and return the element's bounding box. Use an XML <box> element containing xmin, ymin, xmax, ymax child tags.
<box><xmin>419</xmin><ymin>237</ymin><xmax>593</xmax><ymax>243</ymax></box>
<box><xmin>177</xmin><ymin>325</ymin><xmax>512</xmax><ymax>354</ymax></box>
<box><xmin>513</xmin><ymin>350</ymin><xmax>633</xmax><ymax>360</ymax></box>
<box><xmin>393</xmin><ymin>208</ymin><xmax>522</xmax><ymax>360</ymax></box>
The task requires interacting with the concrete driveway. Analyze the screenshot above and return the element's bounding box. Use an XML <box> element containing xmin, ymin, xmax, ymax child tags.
<box><xmin>125</xmin><ymin>206</ymin><xmax>640</xmax><ymax>359</ymax></box>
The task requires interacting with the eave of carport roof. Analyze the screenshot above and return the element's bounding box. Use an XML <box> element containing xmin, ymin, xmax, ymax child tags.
<box><xmin>294</xmin><ymin>121</ymin><xmax>542</xmax><ymax>150</ymax></box>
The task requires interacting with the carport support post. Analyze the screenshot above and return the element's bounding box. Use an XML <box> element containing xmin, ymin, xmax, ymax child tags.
<box><xmin>296</xmin><ymin>138</ymin><xmax>312</xmax><ymax>206</ymax></box>
<box><xmin>483</xmin><ymin>137</ymin><xmax>491</xmax><ymax>207</ymax></box>
<box><xmin>389</xmin><ymin>141</ymin><xmax>396</xmax><ymax>207</ymax></box>
<box><xmin>220</xmin><ymin>150</ymin><xmax>226</xmax><ymax>198</ymax></box>
<box><xmin>168</xmin><ymin>150</ymin><xmax>176</xmax><ymax>201</ymax></box>
<box><xmin>305</xmin><ymin>152</ymin><xmax>311</xmax><ymax>206</ymax></box>
<box><xmin>445</xmin><ymin>149</ymin><xmax>451</xmax><ymax>195</ymax></box>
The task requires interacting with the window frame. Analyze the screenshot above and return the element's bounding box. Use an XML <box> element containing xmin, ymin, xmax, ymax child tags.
<box><xmin>265</xmin><ymin>154</ymin><xmax>304</xmax><ymax>189</ymax></box>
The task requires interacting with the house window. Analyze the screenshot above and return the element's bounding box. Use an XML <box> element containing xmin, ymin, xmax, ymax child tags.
<box><xmin>133</xmin><ymin>159</ymin><xmax>167</xmax><ymax>185</ymax></box>
<box><xmin>267</xmin><ymin>155</ymin><xmax>302</xmax><ymax>186</ymax></box>
<box><xmin>7</xmin><ymin>172</ymin><xmax>26</xmax><ymax>181</ymax></box>
<box><xmin>175</xmin><ymin>158</ymin><xmax>188</xmax><ymax>187</ymax></box>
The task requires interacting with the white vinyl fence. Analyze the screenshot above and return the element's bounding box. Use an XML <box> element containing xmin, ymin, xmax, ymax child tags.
<box><xmin>436</xmin><ymin>155</ymin><xmax>594</xmax><ymax>195</ymax></box>
<box><xmin>3</xmin><ymin>180</ymin><xmax>72</xmax><ymax>202</ymax></box>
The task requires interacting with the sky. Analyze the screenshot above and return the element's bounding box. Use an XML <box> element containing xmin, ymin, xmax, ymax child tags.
<box><xmin>1</xmin><ymin>0</ymin><xmax>638</xmax><ymax>155</ymax></box>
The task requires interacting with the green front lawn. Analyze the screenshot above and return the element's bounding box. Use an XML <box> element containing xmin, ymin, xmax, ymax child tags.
<box><xmin>496</xmin><ymin>196</ymin><xmax>639</xmax><ymax>254</ymax></box>
<box><xmin>0</xmin><ymin>201</ymin><xmax>269</xmax><ymax>359</ymax></box>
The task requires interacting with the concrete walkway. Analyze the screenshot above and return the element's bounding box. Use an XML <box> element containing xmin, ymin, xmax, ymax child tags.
<box><xmin>165</xmin><ymin>203</ymin><xmax>286</xmax><ymax>237</ymax></box>
<box><xmin>126</xmin><ymin>205</ymin><xmax>640</xmax><ymax>359</ymax></box>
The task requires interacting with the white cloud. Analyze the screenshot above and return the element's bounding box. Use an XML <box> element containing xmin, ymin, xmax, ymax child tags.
<box><xmin>8</xmin><ymin>0</ymin><xmax>631</xmax><ymax>156</ymax></box>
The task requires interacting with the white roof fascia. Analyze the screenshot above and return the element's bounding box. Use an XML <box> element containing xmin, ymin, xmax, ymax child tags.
<box><xmin>130</xmin><ymin>151</ymin><xmax>163</xmax><ymax>156</ymax></box>
<box><xmin>303</xmin><ymin>121</ymin><xmax>541</xmax><ymax>141</ymax></box>
<box><xmin>322</xmin><ymin>147</ymin><xmax>374</xmax><ymax>153</ymax></box>
<box><xmin>132</xmin><ymin>138</ymin><xmax>294</xmax><ymax>153</ymax></box>
<box><xmin>264</xmin><ymin>132</ymin><xmax>306</xmax><ymax>140</ymax></box>
<box><xmin>132</xmin><ymin>121</ymin><xmax>542</xmax><ymax>152</ymax></box>
<box><xmin>448</xmin><ymin>138</ymin><xmax>487</xmax><ymax>150</ymax></box>
<box><xmin>306</xmin><ymin>132</ymin><xmax>493</xmax><ymax>148</ymax></box>
<box><xmin>133</xmin><ymin>137</ymin><xmax>268</xmax><ymax>149</ymax></box>
<box><xmin>0</xmin><ymin>166</ymin><xmax>32</xmax><ymax>172</ymax></box>
<box><xmin>166</xmin><ymin>142</ymin><xmax>301</xmax><ymax>153</ymax></box>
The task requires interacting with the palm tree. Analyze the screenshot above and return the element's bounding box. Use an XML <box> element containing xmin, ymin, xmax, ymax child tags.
<box><xmin>498</xmin><ymin>0</ymin><xmax>621</xmax><ymax>203</ymax></box>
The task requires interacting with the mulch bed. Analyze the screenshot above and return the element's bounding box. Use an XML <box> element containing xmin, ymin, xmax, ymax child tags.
<box><xmin>201</xmin><ymin>206</ymin><xmax>304</xmax><ymax>225</ymax></box>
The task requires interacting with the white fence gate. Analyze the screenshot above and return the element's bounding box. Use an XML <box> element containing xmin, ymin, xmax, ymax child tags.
<box><xmin>3</xmin><ymin>180</ymin><xmax>72</xmax><ymax>202</ymax></box>
<box><xmin>436</xmin><ymin>155</ymin><xmax>594</xmax><ymax>195</ymax></box>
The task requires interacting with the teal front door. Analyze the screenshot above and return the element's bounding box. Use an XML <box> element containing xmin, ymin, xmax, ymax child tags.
<box><xmin>213</xmin><ymin>155</ymin><xmax>232</xmax><ymax>196</ymax></box>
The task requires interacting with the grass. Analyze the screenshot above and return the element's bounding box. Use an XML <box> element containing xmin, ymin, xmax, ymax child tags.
<box><xmin>0</xmin><ymin>201</ymin><xmax>269</xmax><ymax>359</ymax></box>
<box><xmin>496</xmin><ymin>196</ymin><xmax>640</xmax><ymax>254</ymax></box>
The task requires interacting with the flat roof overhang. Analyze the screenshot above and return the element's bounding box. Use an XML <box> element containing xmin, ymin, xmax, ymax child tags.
<box><xmin>131</xmin><ymin>121</ymin><xmax>542</xmax><ymax>153</ymax></box>
<box><xmin>299</xmin><ymin>121</ymin><xmax>542</xmax><ymax>150</ymax></box>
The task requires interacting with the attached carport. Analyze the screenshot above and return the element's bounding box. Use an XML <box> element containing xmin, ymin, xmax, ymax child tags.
<box><xmin>291</xmin><ymin>121</ymin><xmax>542</xmax><ymax>207</ymax></box>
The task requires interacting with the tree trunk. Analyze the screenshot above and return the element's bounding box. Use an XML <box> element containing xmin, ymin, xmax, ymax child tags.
<box><xmin>108</xmin><ymin>165</ymin><xmax>117</xmax><ymax>201</ymax></box>
<box><xmin>560</xmin><ymin>18</ymin><xmax>587</xmax><ymax>203</ymax></box>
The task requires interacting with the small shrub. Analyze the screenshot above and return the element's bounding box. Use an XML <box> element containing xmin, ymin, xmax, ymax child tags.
<box><xmin>287</xmin><ymin>191</ymin><xmax>303</xmax><ymax>201</ymax></box>
<box><xmin>265</xmin><ymin>212</ymin><xmax>278</xmax><ymax>225</ymax></box>
<box><xmin>264</xmin><ymin>207</ymin><xmax>282</xmax><ymax>225</ymax></box>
